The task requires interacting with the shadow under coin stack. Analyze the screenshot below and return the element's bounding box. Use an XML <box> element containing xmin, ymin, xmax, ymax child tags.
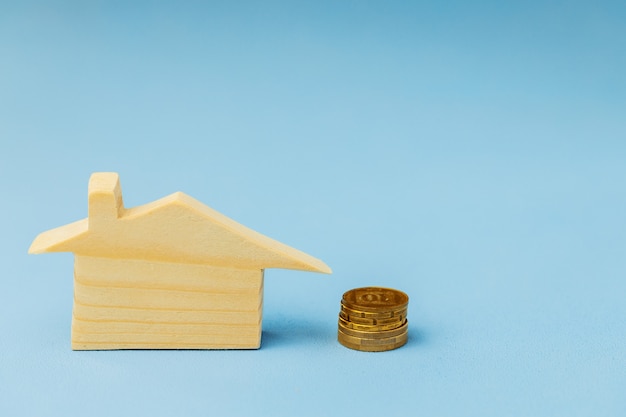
<box><xmin>338</xmin><ymin>287</ymin><xmax>409</xmax><ymax>352</ymax></box>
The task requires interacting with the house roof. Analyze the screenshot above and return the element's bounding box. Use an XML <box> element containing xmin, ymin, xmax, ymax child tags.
<box><xmin>29</xmin><ymin>173</ymin><xmax>332</xmax><ymax>273</ymax></box>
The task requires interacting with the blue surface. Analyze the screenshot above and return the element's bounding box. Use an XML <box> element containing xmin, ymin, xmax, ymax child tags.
<box><xmin>1</xmin><ymin>1</ymin><xmax>625</xmax><ymax>416</ymax></box>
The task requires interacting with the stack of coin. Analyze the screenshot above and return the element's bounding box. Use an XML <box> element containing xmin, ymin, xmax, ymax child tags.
<box><xmin>338</xmin><ymin>287</ymin><xmax>409</xmax><ymax>352</ymax></box>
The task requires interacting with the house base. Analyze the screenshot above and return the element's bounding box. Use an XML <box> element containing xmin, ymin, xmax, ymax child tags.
<box><xmin>70</xmin><ymin>256</ymin><xmax>264</xmax><ymax>350</ymax></box>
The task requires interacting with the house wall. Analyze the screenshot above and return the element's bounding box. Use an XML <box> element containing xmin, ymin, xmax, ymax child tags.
<box><xmin>71</xmin><ymin>256</ymin><xmax>263</xmax><ymax>350</ymax></box>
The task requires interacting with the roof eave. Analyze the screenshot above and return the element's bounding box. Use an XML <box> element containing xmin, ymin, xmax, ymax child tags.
<box><xmin>28</xmin><ymin>219</ymin><xmax>89</xmax><ymax>254</ymax></box>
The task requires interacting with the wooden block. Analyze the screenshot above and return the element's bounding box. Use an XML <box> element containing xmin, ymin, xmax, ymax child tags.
<box><xmin>72</xmin><ymin>318</ymin><xmax>262</xmax><ymax>336</ymax></box>
<box><xmin>73</xmin><ymin>280</ymin><xmax>263</xmax><ymax>311</ymax></box>
<box><xmin>71</xmin><ymin>328</ymin><xmax>263</xmax><ymax>350</ymax></box>
<box><xmin>29</xmin><ymin>172</ymin><xmax>332</xmax><ymax>350</ymax></box>
<box><xmin>29</xmin><ymin>173</ymin><xmax>332</xmax><ymax>272</ymax></box>
<box><xmin>72</xmin><ymin>316</ymin><xmax>262</xmax><ymax>350</ymax></box>
<box><xmin>75</xmin><ymin>256</ymin><xmax>263</xmax><ymax>292</ymax></box>
<box><xmin>73</xmin><ymin>301</ymin><xmax>262</xmax><ymax>325</ymax></box>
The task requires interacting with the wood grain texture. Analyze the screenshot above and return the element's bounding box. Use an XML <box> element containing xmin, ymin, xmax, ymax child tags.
<box><xmin>71</xmin><ymin>256</ymin><xmax>263</xmax><ymax>350</ymax></box>
<box><xmin>75</xmin><ymin>256</ymin><xmax>263</xmax><ymax>292</ymax></box>
<box><xmin>73</xmin><ymin>279</ymin><xmax>262</xmax><ymax>310</ymax></box>
<box><xmin>29</xmin><ymin>172</ymin><xmax>331</xmax><ymax>350</ymax></box>
<box><xmin>73</xmin><ymin>301</ymin><xmax>262</xmax><ymax>324</ymax></box>
<box><xmin>29</xmin><ymin>173</ymin><xmax>332</xmax><ymax>273</ymax></box>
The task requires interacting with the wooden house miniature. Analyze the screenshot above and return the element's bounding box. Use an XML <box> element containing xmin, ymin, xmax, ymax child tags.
<box><xmin>29</xmin><ymin>172</ymin><xmax>331</xmax><ymax>350</ymax></box>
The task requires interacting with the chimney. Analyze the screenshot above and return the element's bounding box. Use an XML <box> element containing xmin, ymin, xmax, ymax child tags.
<box><xmin>88</xmin><ymin>172</ymin><xmax>124</xmax><ymax>227</ymax></box>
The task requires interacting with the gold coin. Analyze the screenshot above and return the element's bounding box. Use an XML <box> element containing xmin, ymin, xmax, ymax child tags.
<box><xmin>338</xmin><ymin>315</ymin><xmax>405</xmax><ymax>332</ymax></box>
<box><xmin>337</xmin><ymin>335</ymin><xmax>408</xmax><ymax>352</ymax></box>
<box><xmin>337</xmin><ymin>286</ymin><xmax>410</xmax><ymax>352</ymax></box>
<box><xmin>338</xmin><ymin>319</ymin><xmax>408</xmax><ymax>338</ymax></box>
<box><xmin>340</xmin><ymin>304</ymin><xmax>396</xmax><ymax>318</ymax></box>
<box><xmin>340</xmin><ymin>304</ymin><xmax>407</xmax><ymax>319</ymax></box>
<box><xmin>339</xmin><ymin>310</ymin><xmax>406</xmax><ymax>326</ymax></box>
<box><xmin>342</xmin><ymin>287</ymin><xmax>408</xmax><ymax>312</ymax></box>
<box><xmin>338</xmin><ymin>317</ymin><xmax>404</xmax><ymax>332</ymax></box>
<box><xmin>338</xmin><ymin>329</ymin><xmax>408</xmax><ymax>346</ymax></box>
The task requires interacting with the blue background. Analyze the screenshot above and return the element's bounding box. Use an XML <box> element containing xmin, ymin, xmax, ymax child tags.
<box><xmin>1</xmin><ymin>1</ymin><xmax>625</xmax><ymax>416</ymax></box>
